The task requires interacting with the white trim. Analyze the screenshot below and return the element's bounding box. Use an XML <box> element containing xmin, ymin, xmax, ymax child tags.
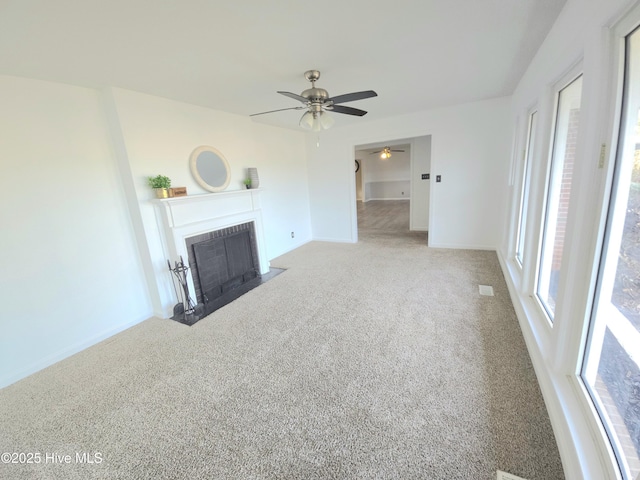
<box><xmin>311</xmin><ymin>236</ymin><xmax>358</xmax><ymax>244</ymax></box>
<box><xmin>535</xmin><ymin>68</ymin><xmax>584</xmax><ymax>321</ymax></box>
<box><xmin>513</xmin><ymin>107</ymin><xmax>539</xmax><ymax>269</ymax></box>
<box><xmin>428</xmin><ymin>243</ymin><xmax>496</xmax><ymax>251</ymax></box>
<box><xmin>365</xmin><ymin>197</ymin><xmax>410</xmax><ymax>201</ymax></box>
<box><xmin>507</xmin><ymin>115</ymin><xmax>521</xmax><ymax>188</ymax></box>
<box><xmin>606</xmin><ymin>305</ymin><xmax>640</xmax><ymax>369</ymax></box>
<box><xmin>0</xmin><ymin>314</ymin><xmax>152</xmax><ymax>389</ymax></box>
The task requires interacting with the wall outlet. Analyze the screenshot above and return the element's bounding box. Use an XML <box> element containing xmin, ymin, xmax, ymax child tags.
<box><xmin>291</xmin><ymin>231</ymin><xmax>295</xmax><ymax>238</ymax></box>
<box><xmin>436</xmin><ymin>175</ymin><xmax>442</xmax><ymax>182</ymax></box>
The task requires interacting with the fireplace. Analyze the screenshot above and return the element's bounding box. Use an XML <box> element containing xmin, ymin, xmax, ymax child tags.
<box><xmin>152</xmin><ymin>189</ymin><xmax>270</xmax><ymax>319</ymax></box>
<box><xmin>186</xmin><ymin>222</ymin><xmax>258</xmax><ymax>308</ymax></box>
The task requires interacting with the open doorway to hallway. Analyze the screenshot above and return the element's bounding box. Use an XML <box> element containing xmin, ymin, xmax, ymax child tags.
<box><xmin>354</xmin><ymin>136</ymin><xmax>431</xmax><ymax>242</ymax></box>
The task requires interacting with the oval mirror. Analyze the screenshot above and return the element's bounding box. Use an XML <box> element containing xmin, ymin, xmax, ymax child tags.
<box><xmin>189</xmin><ymin>145</ymin><xmax>231</xmax><ymax>192</ymax></box>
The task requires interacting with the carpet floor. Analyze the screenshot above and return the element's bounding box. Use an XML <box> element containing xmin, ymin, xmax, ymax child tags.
<box><xmin>0</xmin><ymin>232</ymin><xmax>565</xmax><ymax>479</ymax></box>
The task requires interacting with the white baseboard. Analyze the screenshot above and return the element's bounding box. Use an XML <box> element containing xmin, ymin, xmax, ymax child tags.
<box><xmin>312</xmin><ymin>236</ymin><xmax>357</xmax><ymax>244</ymax></box>
<box><xmin>364</xmin><ymin>197</ymin><xmax>410</xmax><ymax>201</ymax></box>
<box><xmin>0</xmin><ymin>315</ymin><xmax>150</xmax><ymax>390</ymax></box>
<box><xmin>428</xmin><ymin>242</ymin><xmax>496</xmax><ymax>251</ymax></box>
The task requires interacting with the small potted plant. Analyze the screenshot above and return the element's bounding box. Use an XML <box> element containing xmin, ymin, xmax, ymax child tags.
<box><xmin>148</xmin><ymin>175</ymin><xmax>172</xmax><ymax>198</ymax></box>
<box><xmin>243</xmin><ymin>178</ymin><xmax>252</xmax><ymax>189</ymax></box>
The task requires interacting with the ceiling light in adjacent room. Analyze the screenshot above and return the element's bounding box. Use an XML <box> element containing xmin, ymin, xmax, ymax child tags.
<box><xmin>380</xmin><ymin>147</ymin><xmax>392</xmax><ymax>159</ymax></box>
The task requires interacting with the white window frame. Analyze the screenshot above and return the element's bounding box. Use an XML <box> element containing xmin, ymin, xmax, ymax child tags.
<box><xmin>499</xmin><ymin>3</ymin><xmax>640</xmax><ymax>478</ymax></box>
<box><xmin>534</xmin><ymin>66</ymin><xmax>584</xmax><ymax>324</ymax></box>
<box><xmin>579</xmin><ymin>18</ymin><xmax>640</xmax><ymax>480</ymax></box>
<box><xmin>550</xmin><ymin>5</ymin><xmax>640</xmax><ymax>480</ymax></box>
<box><xmin>514</xmin><ymin>108</ymin><xmax>538</xmax><ymax>269</ymax></box>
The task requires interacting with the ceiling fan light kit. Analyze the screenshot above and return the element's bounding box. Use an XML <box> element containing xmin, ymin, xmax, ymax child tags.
<box><xmin>251</xmin><ymin>70</ymin><xmax>377</xmax><ymax>131</ymax></box>
<box><xmin>370</xmin><ymin>146</ymin><xmax>405</xmax><ymax>159</ymax></box>
<box><xmin>299</xmin><ymin>110</ymin><xmax>335</xmax><ymax>131</ymax></box>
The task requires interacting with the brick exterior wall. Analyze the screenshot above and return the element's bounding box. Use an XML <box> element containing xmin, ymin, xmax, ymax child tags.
<box><xmin>551</xmin><ymin>108</ymin><xmax>580</xmax><ymax>271</ymax></box>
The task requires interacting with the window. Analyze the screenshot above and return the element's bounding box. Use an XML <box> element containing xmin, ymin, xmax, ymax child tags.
<box><xmin>536</xmin><ymin>75</ymin><xmax>583</xmax><ymax>320</ymax></box>
<box><xmin>582</xmin><ymin>26</ymin><xmax>640</xmax><ymax>480</ymax></box>
<box><xmin>515</xmin><ymin>110</ymin><xmax>537</xmax><ymax>267</ymax></box>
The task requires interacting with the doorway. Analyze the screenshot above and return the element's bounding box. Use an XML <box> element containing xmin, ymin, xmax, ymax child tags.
<box><xmin>354</xmin><ymin>136</ymin><xmax>431</xmax><ymax>242</ymax></box>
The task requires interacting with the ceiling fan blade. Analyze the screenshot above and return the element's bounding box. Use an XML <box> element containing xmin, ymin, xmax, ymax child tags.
<box><xmin>250</xmin><ymin>106</ymin><xmax>304</xmax><ymax>117</ymax></box>
<box><xmin>277</xmin><ymin>91</ymin><xmax>308</xmax><ymax>103</ymax></box>
<box><xmin>391</xmin><ymin>149</ymin><xmax>405</xmax><ymax>152</ymax></box>
<box><xmin>330</xmin><ymin>105</ymin><xmax>368</xmax><ymax>116</ymax></box>
<box><xmin>328</xmin><ymin>90</ymin><xmax>377</xmax><ymax>105</ymax></box>
<box><xmin>369</xmin><ymin>151</ymin><xmax>382</xmax><ymax>154</ymax></box>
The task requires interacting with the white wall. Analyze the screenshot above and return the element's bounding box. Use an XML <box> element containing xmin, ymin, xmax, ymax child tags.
<box><xmin>107</xmin><ymin>88</ymin><xmax>312</xmax><ymax>317</ymax></box>
<box><xmin>0</xmin><ymin>76</ymin><xmax>152</xmax><ymax>388</ymax></box>
<box><xmin>499</xmin><ymin>0</ymin><xmax>638</xmax><ymax>478</ymax></box>
<box><xmin>0</xmin><ymin>79</ymin><xmax>312</xmax><ymax>388</ymax></box>
<box><xmin>411</xmin><ymin>136</ymin><xmax>431</xmax><ymax>231</ymax></box>
<box><xmin>307</xmin><ymin>97</ymin><xmax>511</xmax><ymax>248</ymax></box>
<box><xmin>358</xmin><ymin>148</ymin><xmax>411</xmax><ymax>201</ymax></box>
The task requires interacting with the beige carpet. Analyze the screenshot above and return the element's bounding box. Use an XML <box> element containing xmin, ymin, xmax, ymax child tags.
<box><xmin>0</xmin><ymin>232</ymin><xmax>565</xmax><ymax>479</ymax></box>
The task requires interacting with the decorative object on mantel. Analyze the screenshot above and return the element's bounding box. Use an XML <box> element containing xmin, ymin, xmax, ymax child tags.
<box><xmin>243</xmin><ymin>178</ymin><xmax>252</xmax><ymax>189</ymax></box>
<box><xmin>167</xmin><ymin>257</ymin><xmax>204</xmax><ymax>325</ymax></box>
<box><xmin>148</xmin><ymin>174</ymin><xmax>172</xmax><ymax>198</ymax></box>
<box><xmin>248</xmin><ymin>167</ymin><xmax>260</xmax><ymax>189</ymax></box>
<box><xmin>169</xmin><ymin>186</ymin><xmax>187</xmax><ymax>197</ymax></box>
<box><xmin>189</xmin><ymin>145</ymin><xmax>231</xmax><ymax>192</ymax></box>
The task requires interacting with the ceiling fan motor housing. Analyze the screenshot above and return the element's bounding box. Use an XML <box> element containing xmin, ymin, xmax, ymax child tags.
<box><xmin>301</xmin><ymin>87</ymin><xmax>329</xmax><ymax>105</ymax></box>
<box><xmin>302</xmin><ymin>70</ymin><xmax>330</xmax><ymax>107</ymax></box>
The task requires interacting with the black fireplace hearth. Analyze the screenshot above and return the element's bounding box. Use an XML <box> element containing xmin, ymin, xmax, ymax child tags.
<box><xmin>170</xmin><ymin>222</ymin><xmax>280</xmax><ymax>325</ymax></box>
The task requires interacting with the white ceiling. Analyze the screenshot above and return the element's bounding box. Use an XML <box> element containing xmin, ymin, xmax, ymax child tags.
<box><xmin>0</xmin><ymin>0</ymin><xmax>566</xmax><ymax>131</ymax></box>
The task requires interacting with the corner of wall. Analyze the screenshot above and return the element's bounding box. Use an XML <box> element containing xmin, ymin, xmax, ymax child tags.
<box><xmin>100</xmin><ymin>88</ymin><xmax>164</xmax><ymax>315</ymax></box>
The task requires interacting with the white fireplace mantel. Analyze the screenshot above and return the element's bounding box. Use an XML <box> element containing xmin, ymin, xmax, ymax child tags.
<box><xmin>152</xmin><ymin>189</ymin><xmax>270</xmax><ymax>316</ymax></box>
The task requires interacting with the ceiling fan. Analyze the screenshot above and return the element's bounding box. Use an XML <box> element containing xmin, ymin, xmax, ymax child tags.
<box><xmin>370</xmin><ymin>146</ymin><xmax>405</xmax><ymax>159</ymax></box>
<box><xmin>250</xmin><ymin>70</ymin><xmax>377</xmax><ymax>131</ymax></box>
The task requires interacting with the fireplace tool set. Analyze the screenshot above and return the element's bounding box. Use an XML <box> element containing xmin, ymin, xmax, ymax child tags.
<box><xmin>167</xmin><ymin>257</ymin><xmax>203</xmax><ymax>325</ymax></box>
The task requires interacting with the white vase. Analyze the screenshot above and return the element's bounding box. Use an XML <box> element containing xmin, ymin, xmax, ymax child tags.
<box><xmin>248</xmin><ymin>167</ymin><xmax>259</xmax><ymax>189</ymax></box>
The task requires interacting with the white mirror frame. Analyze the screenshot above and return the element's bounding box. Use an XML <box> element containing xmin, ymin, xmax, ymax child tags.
<box><xmin>189</xmin><ymin>145</ymin><xmax>231</xmax><ymax>193</ymax></box>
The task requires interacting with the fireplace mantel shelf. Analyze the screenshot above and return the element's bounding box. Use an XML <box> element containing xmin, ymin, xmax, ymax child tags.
<box><xmin>153</xmin><ymin>188</ymin><xmax>262</xmax><ymax>205</ymax></box>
